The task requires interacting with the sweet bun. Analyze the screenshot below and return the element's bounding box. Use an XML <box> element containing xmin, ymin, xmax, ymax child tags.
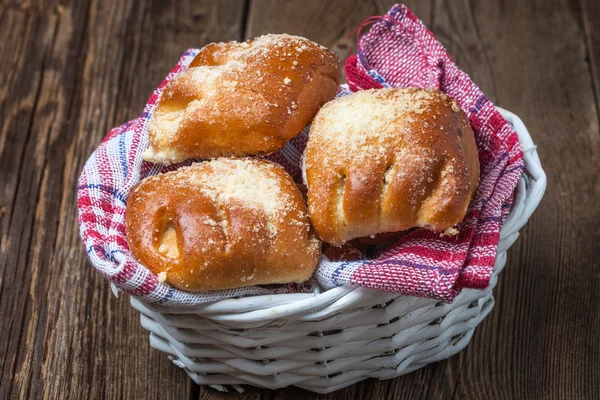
<box><xmin>304</xmin><ymin>88</ymin><xmax>480</xmax><ymax>246</ymax></box>
<box><xmin>144</xmin><ymin>34</ymin><xmax>340</xmax><ymax>164</ymax></box>
<box><xmin>126</xmin><ymin>158</ymin><xmax>321</xmax><ymax>291</ymax></box>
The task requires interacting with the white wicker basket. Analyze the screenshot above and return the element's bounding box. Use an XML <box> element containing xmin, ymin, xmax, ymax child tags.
<box><xmin>129</xmin><ymin>108</ymin><xmax>546</xmax><ymax>394</ymax></box>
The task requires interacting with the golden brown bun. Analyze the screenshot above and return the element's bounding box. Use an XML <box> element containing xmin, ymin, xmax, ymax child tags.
<box><xmin>126</xmin><ymin>158</ymin><xmax>321</xmax><ymax>291</ymax></box>
<box><xmin>304</xmin><ymin>88</ymin><xmax>480</xmax><ymax>246</ymax></box>
<box><xmin>144</xmin><ymin>34</ymin><xmax>340</xmax><ymax>164</ymax></box>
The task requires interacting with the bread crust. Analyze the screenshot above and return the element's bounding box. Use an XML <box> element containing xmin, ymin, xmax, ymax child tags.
<box><xmin>305</xmin><ymin>88</ymin><xmax>480</xmax><ymax>246</ymax></box>
<box><xmin>126</xmin><ymin>158</ymin><xmax>321</xmax><ymax>291</ymax></box>
<box><xmin>144</xmin><ymin>34</ymin><xmax>340</xmax><ymax>164</ymax></box>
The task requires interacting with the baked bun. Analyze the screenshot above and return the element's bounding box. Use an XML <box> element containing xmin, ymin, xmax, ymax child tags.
<box><xmin>126</xmin><ymin>158</ymin><xmax>321</xmax><ymax>291</ymax></box>
<box><xmin>304</xmin><ymin>88</ymin><xmax>480</xmax><ymax>246</ymax></box>
<box><xmin>143</xmin><ymin>34</ymin><xmax>340</xmax><ymax>164</ymax></box>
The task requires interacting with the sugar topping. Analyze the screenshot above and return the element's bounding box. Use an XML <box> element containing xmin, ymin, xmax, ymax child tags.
<box><xmin>148</xmin><ymin>158</ymin><xmax>311</xmax><ymax>242</ymax></box>
<box><xmin>187</xmin><ymin>159</ymin><xmax>289</xmax><ymax>216</ymax></box>
<box><xmin>140</xmin><ymin>158</ymin><xmax>318</xmax><ymax>250</ymax></box>
<box><xmin>162</xmin><ymin>158</ymin><xmax>315</xmax><ymax>250</ymax></box>
<box><xmin>251</xmin><ymin>33</ymin><xmax>315</xmax><ymax>50</ymax></box>
<box><xmin>309</xmin><ymin>88</ymin><xmax>448</xmax><ymax>168</ymax></box>
<box><xmin>451</xmin><ymin>100</ymin><xmax>460</xmax><ymax>113</ymax></box>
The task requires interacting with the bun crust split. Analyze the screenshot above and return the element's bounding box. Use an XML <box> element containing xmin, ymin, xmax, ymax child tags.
<box><xmin>304</xmin><ymin>88</ymin><xmax>480</xmax><ymax>246</ymax></box>
<box><xmin>126</xmin><ymin>158</ymin><xmax>321</xmax><ymax>291</ymax></box>
<box><xmin>144</xmin><ymin>34</ymin><xmax>340</xmax><ymax>164</ymax></box>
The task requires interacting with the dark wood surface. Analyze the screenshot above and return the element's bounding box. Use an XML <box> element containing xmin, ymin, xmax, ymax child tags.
<box><xmin>0</xmin><ymin>0</ymin><xmax>598</xmax><ymax>398</ymax></box>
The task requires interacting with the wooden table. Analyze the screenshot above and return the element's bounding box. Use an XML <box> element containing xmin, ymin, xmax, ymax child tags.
<box><xmin>1</xmin><ymin>0</ymin><xmax>599</xmax><ymax>398</ymax></box>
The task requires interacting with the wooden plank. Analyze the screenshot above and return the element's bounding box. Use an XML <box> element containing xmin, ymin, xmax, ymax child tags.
<box><xmin>0</xmin><ymin>0</ymin><xmax>247</xmax><ymax>399</ymax></box>
<box><xmin>0</xmin><ymin>4</ymin><xmax>62</xmax><ymax>400</ymax></box>
<box><xmin>435</xmin><ymin>0</ymin><xmax>600</xmax><ymax>399</ymax></box>
<box><xmin>580</xmin><ymin>0</ymin><xmax>600</xmax><ymax>119</ymax></box>
<box><xmin>0</xmin><ymin>0</ymin><xmax>61</xmax><ymax>11</ymax></box>
<box><xmin>199</xmin><ymin>387</ymin><xmax>261</xmax><ymax>400</ymax></box>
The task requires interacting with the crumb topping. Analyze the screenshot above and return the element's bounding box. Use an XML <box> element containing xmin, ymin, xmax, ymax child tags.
<box><xmin>308</xmin><ymin>88</ymin><xmax>454</xmax><ymax>168</ymax></box>
<box><xmin>440</xmin><ymin>227</ymin><xmax>460</xmax><ymax>237</ymax></box>
<box><xmin>184</xmin><ymin>159</ymin><xmax>289</xmax><ymax>216</ymax></box>
<box><xmin>141</xmin><ymin>158</ymin><xmax>317</xmax><ymax>248</ymax></box>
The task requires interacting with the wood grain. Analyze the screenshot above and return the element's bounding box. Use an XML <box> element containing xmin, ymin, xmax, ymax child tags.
<box><xmin>449</xmin><ymin>0</ymin><xmax>600</xmax><ymax>398</ymax></box>
<box><xmin>0</xmin><ymin>0</ymin><xmax>599</xmax><ymax>399</ymax></box>
<box><xmin>580</xmin><ymin>0</ymin><xmax>600</xmax><ymax>119</ymax></box>
<box><xmin>0</xmin><ymin>0</ymin><xmax>245</xmax><ymax>399</ymax></box>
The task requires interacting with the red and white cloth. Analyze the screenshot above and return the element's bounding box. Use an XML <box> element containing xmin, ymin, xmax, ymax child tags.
<box><xmin>77</xmin><ymin>4</ymin><xmax>523</xmax><ymax>305</ymax></box>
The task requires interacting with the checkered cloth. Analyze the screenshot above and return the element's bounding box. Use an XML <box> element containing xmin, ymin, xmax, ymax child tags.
<box><xmin>77</xmin><ymin>4</ymin><xmax>523</xmax><ymax>305</ymax></box>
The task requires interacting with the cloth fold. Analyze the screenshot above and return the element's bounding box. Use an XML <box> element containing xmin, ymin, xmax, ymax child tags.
<box><xmin>77</xmin><ymin>4</ymin><xmax>523</xmax><ymax>305</ymax></box>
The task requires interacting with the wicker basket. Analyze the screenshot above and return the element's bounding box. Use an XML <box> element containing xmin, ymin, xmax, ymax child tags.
<box><xmin>129</xmin><ymin>108</ymin><xmax>546</xmax><ymax>394</ymax></box>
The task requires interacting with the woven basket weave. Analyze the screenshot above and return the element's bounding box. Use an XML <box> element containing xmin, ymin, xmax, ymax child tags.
<box><xmin>129</xmin><ymin>108</ymin><xmax>546</xmax><ymax>394</ymax></box>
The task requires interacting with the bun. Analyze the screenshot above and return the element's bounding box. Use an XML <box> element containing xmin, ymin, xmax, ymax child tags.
<box><xmin>304</xmin><ymin>88</ymin><xmax>480</xmax><ymax>246</ymax></box>
<box><xmin>126</xmin><ymin>158</ymin><xmax>321</xmax><ymax>291</ymax></box>
<box><xmin>144</xmin><ymin>34</ymin><xmax>340</xmax><ymax>164</ymax></box>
